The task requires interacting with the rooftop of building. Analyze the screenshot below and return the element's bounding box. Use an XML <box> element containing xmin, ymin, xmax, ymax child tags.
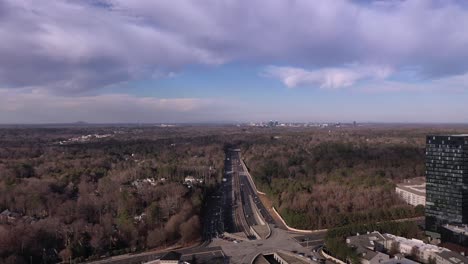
<box><xmin>435</xmin><ymin>250</ymin><xmax>468</xmax><ymax>264</ymax></box>
<box><xmin>396</xmin><ymin>178</ymin><xmax>426</xmax><ymax>196</ymax></box>
<box><xmin>347</xmin><ymin>231</ymin><xmax>389</xmax><ymax>250</ymax></box>
<box><xmin>442</xmin><ymin>224</ymin><xmax>468</xmax><ymax>235</ymax></box>
<box><xmin>398</xmin><ymin>177</ymin><xmax>425</xmax><ymax>186</ymax></box>
<box><xmin>384</xmin><ymin>234</ymin><xmax>447</xmax><ymax>252</ymax></box>
<box><xmin>358</xmin><ymin>248</ymin><xmax>388</xmax><ymax>261</ymax></box>
<box><xmin>348</xmin><ymin>232</ymin><xmax>447</xmax><ymax>254</ymax></box>
<box><xmin>428</xmin><ymin>134</ymin><xmax>468</xmax><ymax>137</ymax></box>
<box><xmin>347</xmin><ymin>231</ymin><xmax>468</xmax><ymax>264</ymax></box>
<box><xmin>383</xmin><ymin>258</ymin><xmax>419</xmax><ymax>264</ymax></box>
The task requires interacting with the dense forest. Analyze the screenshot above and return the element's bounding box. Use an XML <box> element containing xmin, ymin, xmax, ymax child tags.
<box><xmin>0</xmin><ymin>127</ymin><xmax>225</xmax><ymax>263</ymax></box>
<box><xmin>1</xmin><ymin>124</ymin><xmax>468</xmax><ymax>263</ymax></box>
<box><xmin>241</xmin><ymin>127</ymin><xmax>468</xmax><ymax>229</ymax></box>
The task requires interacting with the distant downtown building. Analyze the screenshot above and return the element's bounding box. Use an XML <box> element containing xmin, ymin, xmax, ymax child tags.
<box><xmin>395</xmin><ymin>177</ymin><xmax>426</xmax><ymax>206</ymax></box>
<box><xmin>425</xmin><ymin>135</ymin><xmax>468</xmax><ymax>232</ymax></box>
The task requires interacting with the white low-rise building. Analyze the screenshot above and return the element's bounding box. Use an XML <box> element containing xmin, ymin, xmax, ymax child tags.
<box><xmin>384</xmin><ymin>234</ymin><xmax>447</xmax><ymax>262</ymax></box>
<box><xmin>346</xmin><ymin>231</ymin><xmax>468</xmax><ymax>264</ymax></box>
<box><xmin>395</xmin><ymin>177</ymin><xmax>426</xmax><ymax>206</ymax></box>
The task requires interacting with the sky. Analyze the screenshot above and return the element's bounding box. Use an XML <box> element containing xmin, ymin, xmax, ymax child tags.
<box><xmin>1</xmin><ymin>0</ymin><xmax>468</xmax><ymax>123</ymax></box>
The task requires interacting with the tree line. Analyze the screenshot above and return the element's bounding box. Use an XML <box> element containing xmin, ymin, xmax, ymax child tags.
<box><xmin>241</xmin><ymin>129</ymin><xmax>428</xmax><ymax>230</ymax></box>
<box><xmin>0</xmin><ymin>127</ymin><xmax>225</xmax><ymax>263</ymax></box>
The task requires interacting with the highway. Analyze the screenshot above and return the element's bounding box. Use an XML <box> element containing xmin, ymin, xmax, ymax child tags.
<box><xmin>230</xmin><ymin>150</ymin><xmax>275</xmax><ymax>227</ymax></box>
<box><xmin>216</xmin><ymin>149</ymin><xmax>325</xmax><ymax>263</ymax></box>
<box><xmin>229</xmin><ymin>150</ymin><xmax>255</xmax><ymax>238</ymax></box>
<box><xmin>201</xmin><ymin>186</ymin><xmax>224</xmax><ymax>240</ymax></box>
<box><xmin>93</xmin><ymin>148</ymin><xmax>432</xmax><ymax>264</ymax></box>
<box><xmin>88</xmin><ymin>149</ymin><xmax>327</xmax><ymax>264</ymax></box>
<box><xmin>202</xmin><ymin>154</ymin><xmax>237</xmax><ymax>240</ymax></box>
<box><xmin>240</xmin><ymin>174</ymin><xmax>275</xmax><ymax>225</ymax></box>
<box><xmin>86</xmin><ymin>148</ymin><xmax>429</xmax><ymax>264</ymax></box>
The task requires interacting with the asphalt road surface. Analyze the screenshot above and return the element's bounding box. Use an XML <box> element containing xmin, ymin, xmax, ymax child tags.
<box><xmin>89</xmin><ymin>149</ymin><xmax>326</xmax><ymax>264</ymax></box>
<box><xmin>230</xmin><ymin>150</ymin><xmax>275</xmax><ymax>226</ymax></box>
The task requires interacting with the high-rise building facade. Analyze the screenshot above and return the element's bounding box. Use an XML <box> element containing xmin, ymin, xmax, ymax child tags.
<box><xmin>425</xmin><ymin>135</ymin><xmax>468</xmax><ymax>232</ymax></box>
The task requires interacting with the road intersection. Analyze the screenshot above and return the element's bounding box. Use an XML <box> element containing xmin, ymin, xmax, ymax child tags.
<box><xmin>210</xmin><ymin>149</ymin><xmax>325</xmax><ymax>263</ymax></box>
<box><xmin>88</xmin><ymin>149</ymin><xmax>326</xmax><ymax>264</ymax></box>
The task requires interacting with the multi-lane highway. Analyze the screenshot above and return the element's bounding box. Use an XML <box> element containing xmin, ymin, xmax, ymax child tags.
<box><xmin>239</xmin><ymin>173</ymin><xmax>275</xmax><ymax>225</ymax></box>
<box><xmin>215</xmin><ymin>149</ymin><xmax>325</xmax><ymax>263</ymax></box>
<box><xmin>230</xmin><ymin>150</ymin><xmax>275</xmax><ymax>228</ymax></box>
<box><xmin>90</xmin><ymin>149</ymin><xmax>326</xmax><ymax>264</ymax></box>
<box><xmin>200</xmin><ymin>149</ymin><xmax>327</xmax><ymax>263</ymax></box>
<box><xmin>202</xmin><ymin>154</ymin><xmax>236</xmax><ymax>240</ymax></box>
<box><xmin>201</xmin><ymin>184</ymin><xmax>224</xmax><ymax>240</ymax></box>
<box><xmin>229</xmin><ymin>150</ymin><xmax>255</xmax><ymax>238</ymax></box>
<box><xmin>89</xmin><ymin>148</ymin><xmax>426</xmax><ymax>264</ymax></box>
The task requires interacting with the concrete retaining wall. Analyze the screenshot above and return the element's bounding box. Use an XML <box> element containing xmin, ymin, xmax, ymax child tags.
<box><xmin>272</xmin><ymin>207</ymin><xmax>319</xmax><ymax>234</ymax></box>
<box><xmin>320</xmin><ymin>249</ymin><xmax>346</xmax><ymax>264</ymax></box>
<box><xmin>250</xmin><ymin>226</ymin><xmax>261</xmax><ymax>240</ymax></box>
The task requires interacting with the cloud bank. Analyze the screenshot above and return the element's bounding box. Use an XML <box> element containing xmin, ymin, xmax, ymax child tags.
<box><xmin>265</xmin><ymin>65</ymin><xmax>393</xmax><ymax>89</ymax></box>
<box><xmin>2</xmin><ymin>0</ymin><xmax>468</xmax><ymax>123</ymax></box>
<box><xmin>0</xmin><ymin>89</ymin><xmax>221</xmax><ymax>123</ymax></box>
<box><xmin>1</xmin><ymin>0</ymin><xmax>468</xmax><ymax>93</ymax></box>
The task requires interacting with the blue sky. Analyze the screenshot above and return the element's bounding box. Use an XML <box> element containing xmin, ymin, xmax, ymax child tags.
<box><xmin>1</xmin><ymin>0</ymin><xmax>468</xmax><ymax>123</ymax></box>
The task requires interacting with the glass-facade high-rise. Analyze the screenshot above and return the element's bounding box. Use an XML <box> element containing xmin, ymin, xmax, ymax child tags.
<box><xmin>425</xmin><ymin>135</ymin><xmax>468</xmax><ymax>232</ymax></box>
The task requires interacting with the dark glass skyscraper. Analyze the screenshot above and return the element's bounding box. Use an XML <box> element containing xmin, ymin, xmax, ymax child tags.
<box><xmin>425</xmin><ymin>135</ymin><xmax>468</xmax><ymax>232</ymax></box>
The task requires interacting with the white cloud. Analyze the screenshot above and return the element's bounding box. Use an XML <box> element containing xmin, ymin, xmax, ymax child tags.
<box><xmin>359</xmin><ymin>71</ymin><xmax>468</xmax><ymax>93</ymax></box>
<box><xmin>0</xmin><ymin>0</ymin><xmax>224</xmax><ymax>93</ymax></box>
<box><xmin>266</xmin><ymin>64</ymin><xmax>468</xmax><ymax>93</ymax></box>
<box><xmin>1</xmin><ymin>0</ymin><xmax>468</xmax><ymax>93</ymax></box>
<box><xmin>265</xmin><ymin>65</ymin><xmax>393</xmax><ymax>89</ymax></box>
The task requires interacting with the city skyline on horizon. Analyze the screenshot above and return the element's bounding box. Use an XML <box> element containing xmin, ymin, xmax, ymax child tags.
<box><xmin>2</xmin><ymin>0</ymin><xmax>468</xmax><ymax>123</ymax></box>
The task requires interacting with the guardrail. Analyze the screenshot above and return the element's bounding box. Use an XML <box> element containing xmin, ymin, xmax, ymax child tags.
<box><xmin>240</xmin><ymin>159</ymin><xmax>266</xmax><ymax>195</ymax></box>
<box><xmin>265</xmin><ymin>223</ymin><xmax>272</xmax><ymax>239</ymax></box>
